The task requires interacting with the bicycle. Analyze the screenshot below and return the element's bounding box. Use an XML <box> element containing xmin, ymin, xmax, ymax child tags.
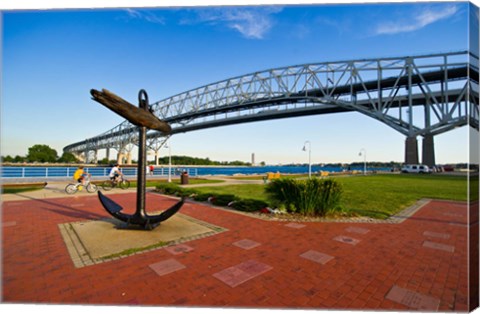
<box><xmin>65</xmin><ymin>177</ymin><xmax>98</xmax><ymax>194</ymax></box>
<box><xmin>101</xmin><ymin>176</ymin><xmax>131</xmax><ymax>191</ymax></box>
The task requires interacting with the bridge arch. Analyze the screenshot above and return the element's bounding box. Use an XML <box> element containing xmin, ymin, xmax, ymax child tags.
<box><xmin>64</xmin><ymin>51</ymin><xmax>479</xmax><ymax>166</ymax></box>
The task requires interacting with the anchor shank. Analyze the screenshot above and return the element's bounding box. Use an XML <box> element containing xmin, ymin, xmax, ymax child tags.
<box><xmin>136</xmin><ymin>90</ymin><xmax>149</xmax><ymax>218</ymax></box>
<box><xmin>136</xmin><ymin>124</ymin><xmax>147</xmax><ymax>217</ymax></box>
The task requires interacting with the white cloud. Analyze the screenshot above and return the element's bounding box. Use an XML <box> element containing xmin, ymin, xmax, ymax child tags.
<box><xmin>192</xmin><ymin>7</ymin><xmax>282</xmax><ymax>39</ymax></box>
<box><xmin>375</xmin><ymin>4</ymin><xmax>459</xmax><ymax>35</ymax></box>
<box><xmin>125</xmin><ymin>9</ymin><xmax>165</xmax><ymax>25</ymax></box>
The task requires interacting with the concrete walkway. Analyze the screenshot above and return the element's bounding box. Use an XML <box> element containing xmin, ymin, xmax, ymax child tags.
<box><xmin>1</xmin><ymin>176</ymin><xmax>263</xmax><ymax>201</ymax></box>
<box><xmin>1</xmin><ymin>183</ymin><xmax>473</xmax><ymax>311</ymax></box>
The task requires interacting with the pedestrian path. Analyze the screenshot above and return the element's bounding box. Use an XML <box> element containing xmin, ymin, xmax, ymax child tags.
<box><xmin>1</xmin><ymin>187</ymin><xmax>472</xmax><ymax>311</ymax></box>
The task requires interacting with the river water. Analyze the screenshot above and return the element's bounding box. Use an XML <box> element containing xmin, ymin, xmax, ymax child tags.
<box><xmin>1</xmin><ymin>165</ymin><xmax>387</xmax><ymax>179</ymax></box>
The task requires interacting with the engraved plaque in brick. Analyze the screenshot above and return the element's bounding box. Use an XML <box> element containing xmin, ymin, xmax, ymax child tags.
<box><xmin>386</xmin><ymin>285</ymin><xmax>440</xmax><ymax>310</ymax></box>
<box><xmin>423</xmin><ymin>241</ymin><xmax>455</xmax><ymax>252</ymax></box>
<box><xmin>285</xmin><ymin>222</ymin><xmax>306</xmax><ymax>229</ymax></box>
<box><xmin>233</xmin><ymin>239</ymin><xmax>261</xmax><ymax>250</ymax></box>
<box><xmin>213</xmin><ymin>260</ymin><xmax>272</xmax><ymax>287</ymax></box>
<box><xmin>333</xmin><ymin>235</ymin><xmax>360</xmax><ymax>245</ymax></box>
<box><xmin>300</xmin><ymin>250</ymin><xmax>334</xmax><ymax>265</ymax></box>
<box><xmin>149</xmin><ymin>258</ymin><xmax>186</xmax><ymax>276</ymax></box>
<box><xmin>345</xmin><ymin>226</ymin><xmax>370</xmax><ymax>234</ymax></box>
<box><xmin>2</xmin><ymin>221</ymin><xmax>17</xmax><ymax>227</ymax></box>
<box><xmin>165</xmin><ymin>244</ymin><xmax>194</xmax><ymax>255</ymax></box>
<box><xmin>423</xmin><ymin>231</ymin><xmax>450</xmax><ymax>239</ymax></box>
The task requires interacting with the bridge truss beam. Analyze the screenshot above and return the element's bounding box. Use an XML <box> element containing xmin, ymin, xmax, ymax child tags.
<box><xmin>64</xmin><ymin>51</ymin><xmax>479</xmax><ymax>166</ymax></box>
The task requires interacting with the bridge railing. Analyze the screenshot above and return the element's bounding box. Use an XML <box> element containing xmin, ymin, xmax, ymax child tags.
<box><xmin>0</xmin><ymin>166</ymin><xmax>198</xmax><ymax>179</ymax></box>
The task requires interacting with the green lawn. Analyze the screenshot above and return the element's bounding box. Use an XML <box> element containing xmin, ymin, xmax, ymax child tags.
<box><xmin>136</xmin><ymin>178</ymin><xmax>224</xmax><ymax>188</ymax></box>
<box><xmin>192</xmin><ymin>184</ymin><xmax>269</xmax><ymax>201</ymax></box>
<box><xmin>1</xmin><ymin>178</ymin><xmax>225</xmax><ymax>194</ymax></box>
<box><xmin>2</xmin><ymin>186</ymin><xmax>44</xmax><ymax>194</ymax></box>
<box><xmin>190</xmin><ymin>174</ymin><xmax>468</xmax><ymax>219</ymax></box>
<box><xmin>335</xmin><ymin>174</ymin><xmax>467</xmax><ymax>218</ymax></box>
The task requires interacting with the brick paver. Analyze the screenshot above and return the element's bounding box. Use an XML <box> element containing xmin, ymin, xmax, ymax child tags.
<box><xmin>1</xmin><ymin>191</ymin><xmax>471</xmax><ymax>311</ymax></box>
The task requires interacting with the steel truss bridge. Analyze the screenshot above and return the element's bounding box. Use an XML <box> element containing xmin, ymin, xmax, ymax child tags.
<box><xmin>64</xmin><ymin>51</ymin><xmax>479</xmax><ymax>166</ymax></box>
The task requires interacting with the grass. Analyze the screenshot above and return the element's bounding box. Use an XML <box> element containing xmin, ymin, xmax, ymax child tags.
<box><xmin>230</xmin><ymin>174</ymin><xmax>307</xmax><ymax>180</ymax></box>
<box><xmin>2</xmin><ymin>182</ymin><xmax>47</xmax><ymax>194</ymax></box>
<box><xmin>192</xmin><ymin>184</ymin><xmax>269</xmax><ymax>201</ymax></box>
<box><xmin>127</xmin><ymin>178</ymin><xmax>225</xmax><ymax>188</ymax></box>
<box><xmin>188</xmin><ymin>174</ymin><xmax>468</xmax><ymax>219</ymax></box>
<box><xmin>99</xmin><ymin>240</ymin><xmax>170</xmax><ymax>260</ymax></box>
<box><xmin>0</xmin><ymin>178</ymin><xmax>224</xmax><ymax>194</ymax></box>
<box><xmin>2</xmin><ymin>186</ymin><xmax>45</xmax><ymax>194</ymax></box>
<box><xmin>335</xmin><ymin>174</ymin><xmax>467</xmax><ymax>218</ymax></box>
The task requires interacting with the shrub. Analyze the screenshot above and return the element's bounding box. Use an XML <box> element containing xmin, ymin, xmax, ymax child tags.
<box><xmin>318</xmin><ymin>178</ymin><xmax>343</xmax><ymax>214</ymax></box>
<box><xmin>211</xmin><ymin>194</ymin><xmax>238</xmax><ymax>206</ymax></box>
<box><xmin>178</xmin><ymin>188</ymin><xmax>196</xmax><ymax>198</ymax></box>
<box><xmin>192</xmin><ymin>192</ymin><xmax>213</xmax><ymax>202</ymax></box>
<box><xmin>265</xmin><ymin>178</ymin><xmax>343</xmax><ymax>216</ymax></box>
<box><xmin>230</xmin><ymin>199</ymin><xmax>269</xmax><ymax>212</ymax></box>
<box><xmin>156</xmin><ymin>182</ymin><xmax>182</xmax><ymax>195</ymax></box>
<box><xmin>265</xmin><ymin>178</ymin><xmax>299</xmax><ymax>212</ymax></box>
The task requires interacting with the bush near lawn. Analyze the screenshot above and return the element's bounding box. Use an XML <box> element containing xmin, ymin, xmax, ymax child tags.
<box><xmin>155</xmin><ymin>182</ymin><xmax>268</xmax><ymax>212</ymax></box>
<box><xmin>230</xmin><ymin>199</ymin><xmax>269</xmax><ymax>212</ymax></box>
<box><xmin>155</xmin><ymin>182</ymin><xmax>196</xmax><ymax>198</ymax></box>
<box><xmin>156</xmin><ymin>174</ymin><xmax>468</xmax><ymax>219</ymax></box>
<box><xmin>265</xmin><ymin>177</ymin><xmax>343</xmax><ymax>216</ymax></box>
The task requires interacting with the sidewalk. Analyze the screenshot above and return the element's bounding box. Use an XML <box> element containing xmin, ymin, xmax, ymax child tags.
<box><xmin>1</xmin><ymin>185</ymin><xmax>472</xmax><ymax>311</ymax></box>
<box><xmin>1</xmin><ymin>180</ymin><xmax>142</xmax><ymax>201</ymax></box>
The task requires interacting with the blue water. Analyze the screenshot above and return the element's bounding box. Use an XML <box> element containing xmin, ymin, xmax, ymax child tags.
<box><xmin>1</xmin><ymin>165</ymin><xmax>387</xmax><ymax>179</ymax></box>
<box><xmin>193</xmin><ymin>165</ymin><xmax>361</xmax><ymax>176</ymax></box>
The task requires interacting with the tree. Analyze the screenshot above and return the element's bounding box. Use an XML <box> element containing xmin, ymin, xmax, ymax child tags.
<box><xmin>27</xmin><ymin>144</ymin><xmax>58</xmax><ymax>163</ymax></box>
<box><xmin>14</xmin><ymin>155</ymin><xmax>26</xmax><ymax>163</ymax></box>
<box><xmin>58</xmin><ymin>152</ymin><xmax>78</xmax><ymax>163</ymax></box>
<box><xmin>2</xmin><ymin>155</ymin><xmax>14</xmax><ymax>162</ymax></box>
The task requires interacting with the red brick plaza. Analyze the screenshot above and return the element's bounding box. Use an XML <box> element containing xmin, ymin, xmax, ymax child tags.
<box><xmin>1</xmin><ymin>191</ymin><xmax>475</xmax><ymax>311</ymax></box>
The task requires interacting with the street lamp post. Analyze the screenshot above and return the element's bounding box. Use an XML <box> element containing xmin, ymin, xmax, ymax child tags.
<box><xmin>359</xmin><ymin>148</ymin><xmax>366</xmax><ymax>175</ymax></box>
<box><xmin>302</xmin><ymin>141</ymin><xmax>311</xmax><ymax>178</ymax></box>
<box><xmin>164</xmin><ymin>143</ymin><xmax>172</xmax><ymax>182</ymax></box>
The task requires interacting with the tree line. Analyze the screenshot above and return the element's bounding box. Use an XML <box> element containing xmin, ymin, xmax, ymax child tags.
<box><xmin>1</xmin><ymin>144</ymin><xmax>253</xmax><ymax>166</ymax></box>
<box><xmin>2</xmin><ymin>144</ymin><xmax>78</xmax><ymax>163</ymax></box>
<box><xmin>156</xmin><ymin>155</ymin><xmax>252</xmax><ymax>166</ymax></box>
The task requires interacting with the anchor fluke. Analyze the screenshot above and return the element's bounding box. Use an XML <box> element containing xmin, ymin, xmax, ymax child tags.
<box><xmin>98</xmin><ymin>191</ymin><xmax>123</xmax><ymax>214</ymax></box>
<box><xmin>149</xmin><ymin>198</ymin><xmax>185</xmax><ymax>224</ymax></box>
<box><xmin>98</xmin><ymin>191</ymin><xmax>185</xmax><ymax>229</ymax></box>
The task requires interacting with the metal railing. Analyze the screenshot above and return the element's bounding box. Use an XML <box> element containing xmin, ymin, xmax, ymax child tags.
<box><xmin>0</xmin><ymin>166</ymin><xmax>198</xmax><ymax>179</ymax></box>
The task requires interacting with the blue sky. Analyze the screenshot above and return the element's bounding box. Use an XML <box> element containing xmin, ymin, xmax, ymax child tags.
<box><xmin>1</xmin><ymin>0</ymin><xmax>478</xmax><ymax>165</ymax></box>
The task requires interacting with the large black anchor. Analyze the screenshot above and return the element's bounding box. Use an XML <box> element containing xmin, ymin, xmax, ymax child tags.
<box><xmin>91</xmin><ymin>88</ymin><xmax>184</xmax><ymax>230</ymax></box>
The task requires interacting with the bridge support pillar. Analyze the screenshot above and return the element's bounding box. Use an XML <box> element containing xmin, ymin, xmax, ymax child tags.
<box><xmin>117</xmin><ymin>153</ymin><xmax>124</xmax><ymax>165</ymax></box>
<box><xmin>422</xmin><ymin>134</ymin><xmax>435</xmax><ymax>167</ymax></box>
<box><xmin>85</xmin><ymin>150</ymin><xmax>97</xmax><ymax>164</ymax></box>
<box><xmin>106</xmin><ymin>148</ymin><xmax>110</xmax><ymax>161</ymax></box>
<box><xmin>73</xmin><ymin>152</ymin><xmax>84</xmax><ymax>163</ymax></box>
<box><xmin>127</xmin><ymin>153</ymin><xmax>133</xmax><ymax>165</ymax></box>
<box><xmin>405</xmin><ymin>136</ymin><xmax>419</xmax><ymax>165</ymax></box>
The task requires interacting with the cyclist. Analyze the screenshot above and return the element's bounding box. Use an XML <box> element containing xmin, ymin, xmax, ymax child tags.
<box><xmin>109</xmin><ymin>163</ymin><xmax>123</xmax><ymax>183</ymax></box>
<box><xmin>73</xmin><ymin>166</ymin><xmax>90</xmax><ymax>185</ymax></box>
